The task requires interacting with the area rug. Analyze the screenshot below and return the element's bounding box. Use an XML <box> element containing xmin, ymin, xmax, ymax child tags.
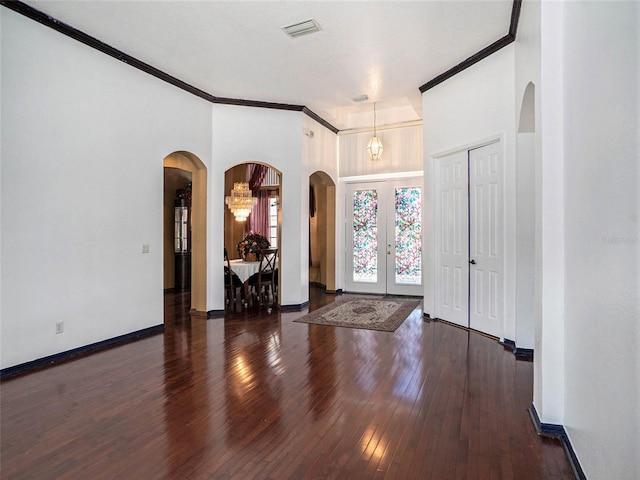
<box><xmin>293</xmin><ymin>295</ymin><xmax>421</xmax><ymax>332</ymax></box>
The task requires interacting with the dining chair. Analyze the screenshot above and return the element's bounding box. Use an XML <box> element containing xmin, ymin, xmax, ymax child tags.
<box><xmin>247</xmin><ymin>248</ymin><xmax>278</xmax><ymax>307</ymax></box>
<box><xmin>224</xmin><ymin>247</ymin><xmax>244</xmax><ymax>310</ymax></box>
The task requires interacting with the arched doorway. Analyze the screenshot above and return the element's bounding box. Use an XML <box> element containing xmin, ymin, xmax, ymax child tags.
<box><xmin>309</xmin><ymin>171</ymin><xmax>336</xmax><ymax>292</ymax></box>
<box><xmin>516</xmin><ymin>81</ymin><xmax>536</xmax><ymax>348</ymax></box>
<box><xmin>163</xmin><ymin>151</ymin><xmax>207</xmax><ymax>315</ymax></box>
<box><xmin>224</xmin><ymin>162</ymin><xmax>281</xmax><ymax>305</ymax></box>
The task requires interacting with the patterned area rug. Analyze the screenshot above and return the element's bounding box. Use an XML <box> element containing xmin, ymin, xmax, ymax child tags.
<box><xmin>294</xmin><ymin>295</ymin><xmax>421</xmax><ymax>332</ymax></box>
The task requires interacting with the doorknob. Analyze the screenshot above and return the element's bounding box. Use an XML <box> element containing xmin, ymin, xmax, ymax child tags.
<box><xmin>469</xmin><ymin>259</ymin><xmax>476</xmax><ymax>265</ymax></box>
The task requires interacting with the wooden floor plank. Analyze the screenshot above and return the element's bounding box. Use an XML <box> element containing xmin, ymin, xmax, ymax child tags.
<box><xmin>0</xmin><ymin>288</ymin><xmax>574</xmax><ymax>479</ymax></box>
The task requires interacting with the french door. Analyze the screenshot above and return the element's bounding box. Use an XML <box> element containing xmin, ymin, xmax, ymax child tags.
<box><xmin>435</xmin><ymin>141</ymin><xmax>503</xmax><ymax>337</ymax></box>
<box><xmin>346</xmin><ymin>179</ymin><xmax>423</xmax><ymax>296</ymax></box>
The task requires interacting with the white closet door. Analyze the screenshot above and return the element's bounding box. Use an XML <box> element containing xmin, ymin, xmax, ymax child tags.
<box><xmin>435</xmin><ymin>150</ymin><xmax>469</xmax><ymax>327</ymax></box>
<box><xmin>469</xmin><ymin>142</ymin><xmax>503</xmax><ymax>337</ymax></box>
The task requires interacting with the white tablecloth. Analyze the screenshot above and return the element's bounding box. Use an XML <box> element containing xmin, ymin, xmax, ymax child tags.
<box><xmin>228</xmin><ymin>259</ymin><xmax>260</xmax><ymax>283</ymax></box>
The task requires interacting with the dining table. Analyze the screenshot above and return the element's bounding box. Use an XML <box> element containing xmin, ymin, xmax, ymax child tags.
<box><xmin>227</xmin><ymin>259</ymin><xmax>261</xmax><ymax>301</ymax></box>
<box><xmin>228</xmin><ymin>259</ymin><xmax>260</xmax><ymax>283</ymax></box>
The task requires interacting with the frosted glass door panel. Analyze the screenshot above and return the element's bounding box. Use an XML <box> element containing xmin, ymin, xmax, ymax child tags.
<box><xmin>387</xmin><ymin>180</ymin><xmax>423</xmax><ymax>296</ymax></box>
<box><xmin>352</xmin><ymin>190</ymin><xmax>379</xmax><ymax>283</ymax></box>
<box><xmin>394</xmin><ymin>187</ymin><xmax>422</xmax><ymax>284</ymax></box>
<box><xmin>346</xmin><ymin>183</ymin><xmax>386</xmax><ymax>294</ymax></box>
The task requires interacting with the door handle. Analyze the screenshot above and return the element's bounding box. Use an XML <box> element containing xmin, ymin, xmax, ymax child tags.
<box><xmin>469</xmin><ymin>259</ymin><xmax>476</xmax><ymax>265</ymax></box>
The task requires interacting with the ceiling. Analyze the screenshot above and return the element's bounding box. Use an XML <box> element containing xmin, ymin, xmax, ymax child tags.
<box><xmin>24</xmin><ymin>1</ymin><xmax>514</xmax><ymax>131</ymax></box>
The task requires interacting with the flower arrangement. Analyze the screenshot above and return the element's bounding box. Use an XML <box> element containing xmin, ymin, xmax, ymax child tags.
<box><xmin>237</xmin><ymin>232</ymin><xmax>270</xmax><ymax>259</ymax></box>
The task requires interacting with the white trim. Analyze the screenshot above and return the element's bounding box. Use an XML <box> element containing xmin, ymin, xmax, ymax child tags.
<box><xmin>430</xmin><ymin>135</ymin><xmax>507</xmax><ymax>339</ymax></box>
<box><xmin>430</xmin><ymin>134</ymin><xmax>502</xmax><ymax>161</ymax></box>
<box><xmin>340</xmin><ymin>170</ymin><xmax>423</xmax><ymax>183</ymax></box>
<box><xmin>338</xmin><ymin>119</ymin><xmax>423</xmax><ymax>136</ymax></box>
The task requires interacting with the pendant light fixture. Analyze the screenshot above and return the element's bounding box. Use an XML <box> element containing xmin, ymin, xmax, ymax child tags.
<box><xmin>366</xmin><ymin>102</ymin><xmax>383</xmax><ymax>161</ymax></box>
<box><xmin>225</xmin><ymin>182</ymin><xmax>257</xmax><ymax>222</ymax></box>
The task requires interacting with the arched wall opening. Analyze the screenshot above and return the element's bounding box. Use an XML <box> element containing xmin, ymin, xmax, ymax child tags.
<box><xmin>519</xmin><ymin>82</ymin><xmax>536</xmax><ymax>134</ymax></box>
<box><xmin>163</xmin><ymin>151</ymin><xmax>207</xmax><ymax>314</ymax></box>
<box><xmin>164</xmin><ymin>167</ymin><xmax>191</xmax><ymax>290</ymax></box>
<box><xmin>224</xmin><ymin>162</ymin><xmax>282</xmax><ymax>304</ymax></box>
<box><xmin>309</xmin><ymin>171</ymin><xmax>336</xmax><ymax>293</ymax></box>
<box><xmin>515</xmin><ymin>81</ymin><xmax>536</xmax><ymax>349</ymax></box>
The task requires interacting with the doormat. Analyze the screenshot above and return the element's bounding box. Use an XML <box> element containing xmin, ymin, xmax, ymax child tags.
<box><xmin>293</xmin><ymin>295</ymin><xmax>421</xmax><ymax>332</ymax></box>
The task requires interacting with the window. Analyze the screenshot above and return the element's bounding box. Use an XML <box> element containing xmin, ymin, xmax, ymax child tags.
<box><xmin>268</xmin><ymin>196</ymin><xmax>278</xmax><ymax>247</ymax></box>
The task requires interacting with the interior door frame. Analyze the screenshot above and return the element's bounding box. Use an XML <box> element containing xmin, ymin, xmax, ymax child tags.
<box><xmin>344</xmin><ymin>177</ymin><xmax>424</xmax><ymax>295</ymax></box>
<box><xmin>431</xmin><ymin>136</ymin><xmax>505</xmax><ymax>337</ymax></box>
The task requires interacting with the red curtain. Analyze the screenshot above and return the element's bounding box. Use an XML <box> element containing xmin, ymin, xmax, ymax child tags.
<box><xmin>244</xmin><ymin>164</ymin><xmax>273</xmax><ymax>239</ymax></box>
<box><xmin>246</xmin><ymin>189</ymin><xmax>270</xmax><ymax>238</ymax></box>
<box><xmin>248</xmin><ymin>164</ymin><xmax>268</xmax><ymax>191</ymax></box>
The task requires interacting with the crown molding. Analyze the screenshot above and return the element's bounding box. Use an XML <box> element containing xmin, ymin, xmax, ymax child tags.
<box><xmin>419</xmin><ymin>0</ymin><xmax>521</xmax><ymax>93</ymax></box>
<box><xmin>0</xmin><ymin>0</ymin><xmax>339</xmax><ymax>132</ymax></box>
<box><xmin>2</xmin><ymin>0</ymin><xmax>521</xmax><ymax>131</ymax></box>
<box><xmin>302</xmin><ymin>107</ymin><xmax>340</xmax><ymax>134</ymax></box>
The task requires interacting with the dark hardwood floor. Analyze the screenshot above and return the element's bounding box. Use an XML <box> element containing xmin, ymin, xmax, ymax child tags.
<box><xmin>0</xmin><ymin>288</ymin><xmax>573</xmax><ymax>479</ymax></box>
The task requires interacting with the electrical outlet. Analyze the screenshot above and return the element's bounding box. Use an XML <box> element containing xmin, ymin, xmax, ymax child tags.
<box><xmin>55</xmin><ymin>321</ymin><xmax>64</xmax><ymax>334</ymax></box>
<box><xmin>142</xmin><ymin>244</ymin><xmax>150</xmax><ymax>254</ymax></box>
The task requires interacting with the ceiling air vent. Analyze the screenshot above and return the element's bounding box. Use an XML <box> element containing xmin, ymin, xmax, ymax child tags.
<box><xmin>281</xmin><ymin>18</ymin><xmax>321</xmax><ymax>39</ymax></box>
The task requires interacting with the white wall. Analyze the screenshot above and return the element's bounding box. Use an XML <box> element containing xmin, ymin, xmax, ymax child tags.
<box><xmin>559</xmin><ymin>2</ymin><xmax>639</xmax><ymax>478</ymax></box>
<box><xmin>211</xmin><ymin>105</ymin><xmax>337</xmax><ymax>308</ymax></box>
<box><xmin>302</xmin><ymin>114</ymin><xmax>339</xmax><ymax>294</ymax></box>
<box><xmin>536</xmin><ymin>0</ymin><xmax>566</xmax><ymax>425</ymax></box>
<box><xmin>515</xmin><ymin>132</ymin><xmax>536</xmax><ymax>348</ymax></box>
<box><xmin>338</xmin><ymin>123</ymin><xmax>423</xmax><ymax>177</ymax></box>
<box><xmin>421</xmin><ymin>45</ymin><xmax>517</xmax><ymax>339</ymax></box>
<box><xmin>514</xmin><ymin>0</ymin><xmax>541</xmax><ymax>351</ymax></box>
<box><xmin>0</xmin><ymin>9</ymin><xmax>212</xmax><ymax>369</ymax></box>
<box><xmin>1</xmin><ymin>7</ymin><xmax>340</xmax><ymax>369</ymax></box>
<box><xmin>302</xmin><ymin>115</ymin><xmax>338</xmax><ymax>184</ymax></box>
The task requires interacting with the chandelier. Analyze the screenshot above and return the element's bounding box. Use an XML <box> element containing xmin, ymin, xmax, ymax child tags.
<box><xmin>225</xmin><ymin>182</ymin><xmax>257</xmax><ymax>222</ymax></box>
<box><xmin>366</xmin><ymin>102</ymin><xmax>383</xmax><ymax>161</ymax></box>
